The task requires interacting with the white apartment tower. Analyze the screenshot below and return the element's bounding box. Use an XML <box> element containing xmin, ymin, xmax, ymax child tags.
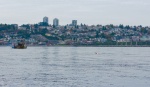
<box><xmin>43</xmin><ymin>16</ymin><xmax>49</xmax><ymax>24</ymax></box>
<box><xmin>53</xmin><ymin>18</ymin><xmax>59</xmax><ymax>26</ymax></box>
<box><xmin>72</xmin><ymin>20</ymin><xmax>77</xmax><ymax>26</ymax></box>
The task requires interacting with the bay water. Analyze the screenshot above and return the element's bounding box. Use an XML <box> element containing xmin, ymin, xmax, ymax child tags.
<box><xmin>0</xmin><ymin>47</ymin><xmax>150</xmax><ymax>87</ymax></box>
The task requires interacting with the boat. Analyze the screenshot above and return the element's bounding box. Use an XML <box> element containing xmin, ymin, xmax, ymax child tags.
<box><xmin>12</xmin><ymin>39</ymin><xmax>27</xmax><ymax>49</ymax></box>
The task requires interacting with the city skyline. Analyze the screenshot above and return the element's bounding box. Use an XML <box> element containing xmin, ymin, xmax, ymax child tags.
<box><xmin>0</xmin><ymin>0</ymin><xmax>150</xmax><ymax>26</ymax></box>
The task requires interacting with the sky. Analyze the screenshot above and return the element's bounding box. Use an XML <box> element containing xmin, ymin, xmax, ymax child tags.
<box><xmin>0</xmin><ymin>0</ymin><xmax>150</xmax><ymax>26</ymax></box>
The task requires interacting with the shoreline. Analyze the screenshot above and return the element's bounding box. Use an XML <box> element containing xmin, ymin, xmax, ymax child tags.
<box><xmin>1</xmin><ymin>45</ymin><xmax>150</xmax><ymax>47</ymax></box>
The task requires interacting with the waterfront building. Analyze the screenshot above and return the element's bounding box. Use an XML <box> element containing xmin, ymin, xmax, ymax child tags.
<box><xmin>53</xmin><ymin>18</ymin><xmax>59</xmax><ymax>26</ymax></box>
<box><xmin>43</xmin><ymin>16</ymin><xmax>49</xmax><ymax>24</ymax></box>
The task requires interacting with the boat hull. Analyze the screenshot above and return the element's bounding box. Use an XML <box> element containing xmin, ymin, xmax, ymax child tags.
<box><xmin>12</xmin><ymin>46</ymin><xmax>27</xmax><ymax>49</ymax></box>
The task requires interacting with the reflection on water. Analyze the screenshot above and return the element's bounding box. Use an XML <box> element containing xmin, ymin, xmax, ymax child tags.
<box><xmin>0</xmin><ymin>47</ymin><xmax>150</xmax><ymax>87</ymax></box>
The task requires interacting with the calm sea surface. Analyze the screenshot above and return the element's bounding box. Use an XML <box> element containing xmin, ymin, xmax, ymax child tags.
<box><xmin>0</xmin><ymin>47</ymin><xmax>150</xmax><ymax>87</ymax></box>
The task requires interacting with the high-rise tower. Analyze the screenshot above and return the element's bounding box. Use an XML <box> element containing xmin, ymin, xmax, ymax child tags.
<box><xmin>72</xmin><ymin>20</ymin><xmax>77</xmax><ymax>26</ymax></box>
<box><xmin>43</xmin><ymin>16</ymin><xmax>49</xmax><ymax>24</ymax></box>
<box><xmin>53</xmin><ymin>18</ymin><xmax>59</xmax><ymax>26</ymax></box>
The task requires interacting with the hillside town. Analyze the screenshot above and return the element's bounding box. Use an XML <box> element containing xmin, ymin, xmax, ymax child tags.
<box><xmin>1</xmin><ymin>17</ymin><xmax>150</xmax><ymax>46</ymax></box>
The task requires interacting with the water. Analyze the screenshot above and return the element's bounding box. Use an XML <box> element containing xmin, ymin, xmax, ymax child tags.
<box><xmin>0</xmin><ymin>47</ymin><xmax>150</xmax><ymax>87</ymax></box>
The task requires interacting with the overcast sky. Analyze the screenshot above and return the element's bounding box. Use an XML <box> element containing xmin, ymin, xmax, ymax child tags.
<box><xmin>0</xmin><ymin>0</ymin><xmax>150</xmax><ymax>26</ymax></box>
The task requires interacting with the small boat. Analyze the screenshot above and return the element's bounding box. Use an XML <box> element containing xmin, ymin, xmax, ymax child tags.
<box><xmin>12</xmin><ymin>39</ymin><xmax>27</xmax><ymax>49</ymax></box>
